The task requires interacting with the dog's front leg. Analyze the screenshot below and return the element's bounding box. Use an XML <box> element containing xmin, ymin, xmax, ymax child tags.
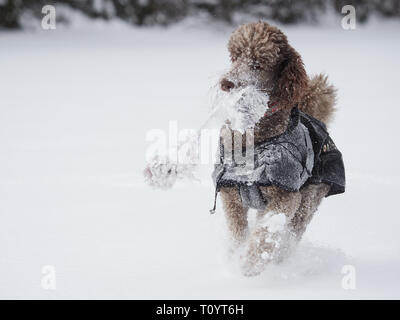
<box><xmin>220</xmin><ymin>187</ymin><xmax>249</xmax><ymax>251</ymax></box>
<box><xmin>241</xmin><ymin>186</ymin><xmax>301</xmax><ymax>276</ymax></box>
<box><xmin>289</xmin><ymin>183</ymin><xmax>330</xmax><ymax>242</ymax></box>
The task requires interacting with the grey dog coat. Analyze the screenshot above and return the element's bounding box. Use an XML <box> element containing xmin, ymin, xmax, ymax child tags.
<box><xmin>210</xmin><ymin>107</ymin><xmax>345</xmax><ymax>213</ymax></box>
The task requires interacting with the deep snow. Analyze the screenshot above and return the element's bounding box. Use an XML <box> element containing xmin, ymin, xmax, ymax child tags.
<box><xmin>0</xmin><ymin>18</ymin><xmax>400</xmax><ymax>299</ymax></box>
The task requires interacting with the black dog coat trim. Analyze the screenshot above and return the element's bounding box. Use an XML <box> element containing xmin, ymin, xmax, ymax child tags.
<box><xmin>210</xmin><ymin>107</ymin><xmax>345</xmax><ymax>213</ymax></box>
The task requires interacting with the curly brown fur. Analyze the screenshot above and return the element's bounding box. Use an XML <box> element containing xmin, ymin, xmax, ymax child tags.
<box><xmin>298</xmin><ymin>74</ymin><xmax>337</xmax><ymax>125</ymax></box>
<box><xmin>228</xmin><ymin>21</ymin><xmax>308</xmax><ymax>108</ymax></box>
<box><xmin>223</xmin><ymin>21</ymin><xmax>336</xmax><ymax>128</ymax></box>
<box><xmin>218</xmin><ymin>22</ymin><xmax>337</xmax><ymax>276</ymax></box>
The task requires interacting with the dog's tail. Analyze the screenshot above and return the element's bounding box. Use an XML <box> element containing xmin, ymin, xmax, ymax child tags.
<box><xmin>298</xmin><ymin>74</ymin><xmax>337</xmax><ymax>125</ymax></box>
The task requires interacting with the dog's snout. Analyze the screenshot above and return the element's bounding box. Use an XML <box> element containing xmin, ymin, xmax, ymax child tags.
<box><xmin>220</xmin><ymin>78</ymin><xmax>235</xmax><ymax>92</ymax></box>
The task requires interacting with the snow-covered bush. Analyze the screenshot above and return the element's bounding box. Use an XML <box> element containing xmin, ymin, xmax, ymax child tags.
<box><xmin>2</xmin><ymin>0</ymin><xmax>400</xmax><ymax>30</ymax></box>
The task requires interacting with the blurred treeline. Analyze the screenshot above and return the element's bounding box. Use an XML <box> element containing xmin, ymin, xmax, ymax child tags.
<box><xmin>1</xmin><ymin>0</ymin><xmax>399</xmax><ymax>29</ymax></box>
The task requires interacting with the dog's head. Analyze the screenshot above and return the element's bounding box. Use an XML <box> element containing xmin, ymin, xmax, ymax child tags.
<box><xmin>221</xmin><ymin>22</ymin><xmax>308</xmax><ymax>110</ymax></box>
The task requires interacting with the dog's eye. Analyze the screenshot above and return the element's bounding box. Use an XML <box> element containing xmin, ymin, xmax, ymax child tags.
<box><xmin>252</xmin><ymin>64</ymin><xmax>262</xmax><ymax>71</ymax></box>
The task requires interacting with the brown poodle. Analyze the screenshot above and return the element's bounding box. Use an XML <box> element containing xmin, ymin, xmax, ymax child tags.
<box><xmin>216</xmin><ymin>22</ymin><xmax>342</xmax><ymax>276</ymax></box>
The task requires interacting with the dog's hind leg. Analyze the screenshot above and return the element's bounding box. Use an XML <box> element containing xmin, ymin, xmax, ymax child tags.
<box><xmin>241</xmin><ymin>186</ymin><xmax>302</xmax><ymax>276</ymax></box>
<box><xmin>220</xmin><ymin>187</ymin><xmax>249</xmax><ymax>249</ymax></box>
<box><xmin>289</xmin><ymin>183</ymin><xmax>330</xmax><ymax>242</ymax></box>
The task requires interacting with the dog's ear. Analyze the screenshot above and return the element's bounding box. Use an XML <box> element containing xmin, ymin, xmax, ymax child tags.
<box><xmin>274</xmin><ymin>46</ymin><xmax>308</xmax><ymax>107</ymax></box>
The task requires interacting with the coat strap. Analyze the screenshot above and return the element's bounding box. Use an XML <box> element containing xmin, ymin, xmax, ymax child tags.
<box><xmin>209</xmin><ymin>187</ymin><xmax>218</xmax><ymax>214</ymax></box>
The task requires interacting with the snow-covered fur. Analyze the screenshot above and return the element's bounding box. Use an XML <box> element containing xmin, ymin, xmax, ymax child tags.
<box><xmin>218</xmin><ymin>22</ymin><xmax>338</xmax><ymax>276</ymax></box>
<box><xmin>210</xmin><ymin>85</ymin><xmax>270</xmax><ymax>133</ymax></box>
